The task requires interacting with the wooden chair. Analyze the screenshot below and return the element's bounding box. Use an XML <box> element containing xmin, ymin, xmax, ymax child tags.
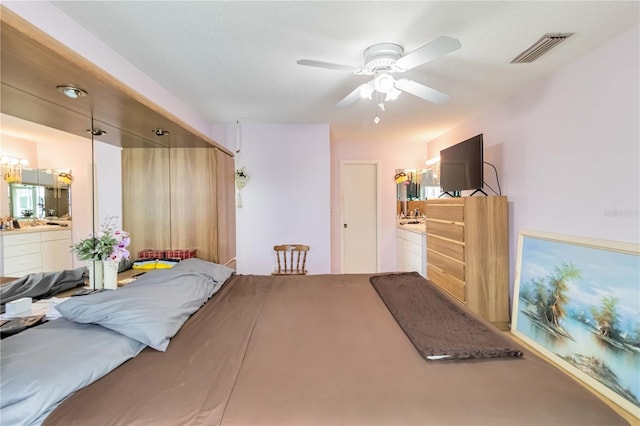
<box><xmin>272</xmin><ymin>244</ymin><xmax>310</xmax><ymax>275</ymax></box>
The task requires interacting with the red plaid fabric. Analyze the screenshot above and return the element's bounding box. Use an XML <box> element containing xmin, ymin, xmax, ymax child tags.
<box><xmin>165</xmin><ymin>249</ymin><xmax>197</xmax><ymax>260</ymax></box>
<box><xmin>137</xmin><ymin>249</ymin><xmax>165</xmax><ymax>259</ymax></box>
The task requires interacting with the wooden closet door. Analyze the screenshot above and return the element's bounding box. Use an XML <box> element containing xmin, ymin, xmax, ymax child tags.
<box><xmin>215</xmin><ymin>149</ymin><xmax>236</xmax><ymax>267</ymax></box>
<box><xmin>169</xmin><ymin>147</ymin><xmax>218</xmax><ymax>262</ymax></box>
<box><xmin>122</xmin><ymin>148</ymin><xmax>171</xmax><ymax>259</ymax></box>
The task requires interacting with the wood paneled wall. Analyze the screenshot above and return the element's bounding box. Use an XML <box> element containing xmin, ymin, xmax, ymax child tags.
<box><xmin>123</xmin><ymin>147</ymin><xmax>234</xmax><ymax>264</ymax></box>
<box><xmin>122</xmin><ymin>148</ymin><xmax>171</xmax><ymax>260</ymax></box>
<box><xmin>170</xmin><ymin>147</ymin><xmax>218</xmax><ymax>262</ymax></box>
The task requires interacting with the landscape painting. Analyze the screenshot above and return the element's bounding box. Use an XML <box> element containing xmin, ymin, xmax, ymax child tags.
<box><xmin>512</xmin><ymin>231</ymin><xmax>640</xmax><ymax>419</ymax></box>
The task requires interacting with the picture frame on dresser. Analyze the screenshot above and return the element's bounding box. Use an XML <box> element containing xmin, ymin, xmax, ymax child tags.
<box><xmin>512</xmin><ymin>230</ymin><xmax>640</xmax><ymax>420</ymax></box>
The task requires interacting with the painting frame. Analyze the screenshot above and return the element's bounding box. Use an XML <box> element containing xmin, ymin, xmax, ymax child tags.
<box><xmin>512</xmin><ymin>230</ymin><xmax>640</xmax><ymax>420</ymax></box>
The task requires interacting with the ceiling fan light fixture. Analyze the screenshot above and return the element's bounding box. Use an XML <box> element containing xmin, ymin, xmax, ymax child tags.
<box><xmin>374</xmin><ymin>72</ymin><xmax>395</xmax><ymax>93</ymax></box>
<box><xmin>385</xmin><ymin>86</ymin><xmax>402</xmax><ymax>102</ymax></box>
<box><xmin>56</xmin><ymin>85</ymin><xmax>88</xmax><ymax>99</ymax></box>
<box><xmin>359</xmin><ymin>82</ymin><xmax>375</xmax><ymax>99</ymax></box>
<box><xmin>361</xmin><ymin>43</ymin><xmax>404</xmax><ymax>75</ymax></box>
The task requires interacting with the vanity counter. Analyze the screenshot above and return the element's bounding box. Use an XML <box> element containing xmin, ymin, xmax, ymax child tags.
<box><xmin>396</xmin><ymin>221</ymin><xmax>426</xmax><ymax>235</ymax></box>
<box><xmin>1</xmin><ymin>222</ymin><xmax>71</xmax><ymax>234</ymax></box>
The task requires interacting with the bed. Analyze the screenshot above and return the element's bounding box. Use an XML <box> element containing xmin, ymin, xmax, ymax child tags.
<box><xmin>0</xmin><ymin>259</ymin><xmax>629</xmax><ymax>425</ymax></box>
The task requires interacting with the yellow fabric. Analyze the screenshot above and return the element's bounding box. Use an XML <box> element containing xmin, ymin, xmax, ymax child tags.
<box><xmin>132</xmin><ymin>264</ymin><xmax>156</xmax><ymax>270</ymax></box>
<box><xmin>155</xmin><ymin>263</ymin><xmax>174</xmax><ymax>269</ymax></box>
<box><xmin>132</xmin><ymin>261</ymin><xmax>158</xmax><ymax>270</ymax></box>
<box><xmin>132</xmin><ymin>259</ymin><xmax>178</xmax><ymax>269</ymax></box>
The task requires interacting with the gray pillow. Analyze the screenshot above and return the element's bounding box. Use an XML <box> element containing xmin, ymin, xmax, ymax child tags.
<box><xmin>57</xmin><ymin>269</ymin><xmax>220</xmax><ymax>351</ymax></box>
<box><xmin>171</xmin><ymin>258</ymin><xmax>234</xmax><ymax>284</ymax></box>
<box><xmin>0</xmin><ymin>318</ymin><xmax>145</xmax><ymax>426</ymax></box>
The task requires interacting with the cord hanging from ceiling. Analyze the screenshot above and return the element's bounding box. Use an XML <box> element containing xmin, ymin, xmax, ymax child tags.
<box><xmin>235</xmin><ymin>120</ymin><xmax>249</xmax><ymax>208</ymax></box>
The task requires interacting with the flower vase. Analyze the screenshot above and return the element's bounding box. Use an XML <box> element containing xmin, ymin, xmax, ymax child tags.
<box><xmin>103</xmin><ymin>260</ymin><xmax>119</xmax><ymax>290</ymax></box>
<box><xmin>88</xmin><ymin>260</ymin><xmax>104</xmax><ymax>290</ymax></box>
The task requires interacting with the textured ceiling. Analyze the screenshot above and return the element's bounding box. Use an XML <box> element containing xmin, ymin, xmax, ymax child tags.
<box><xmin>20</xmin><ymin>1</ymin><xmax>640</xmax><ymax>144</ymax></box>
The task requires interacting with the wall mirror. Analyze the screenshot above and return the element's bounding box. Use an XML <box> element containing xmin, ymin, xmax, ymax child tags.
<box><xmin>8</xmin><ymin>168</ymin><xmax>71</xmax><ymax>219</ymax></box>
<box><xmin>1</xmin><ymin>7</ymin><xmax>236</xmax><ymax>271</ymax></box>
<box><xmin>395</xmin><ymin>165</ymin><xmax>440</xmax><ymax>202</ymax></box>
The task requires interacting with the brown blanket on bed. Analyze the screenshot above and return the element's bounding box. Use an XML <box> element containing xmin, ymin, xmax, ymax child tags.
<box><xmin>370</xmin><ymin>272</ymin><xmax>523</xmax><ymax>360</ymax></box>
<box><xmin>44</xmin><ymin>273</ymin><xmax>629</xmax><ymax>426</ymax></box>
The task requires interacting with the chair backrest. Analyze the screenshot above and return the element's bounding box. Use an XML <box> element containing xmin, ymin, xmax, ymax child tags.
<box><xmin>272</xmin><ymin>244</ymin><xmax>310</xmax><ymax>275</ymax></box>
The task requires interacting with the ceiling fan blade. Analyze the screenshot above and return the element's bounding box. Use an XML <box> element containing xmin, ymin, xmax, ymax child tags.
<box><xmin>296</xmin><ymin>59</ymin><xmax>358</xmax><ymax>72</ymax></box>
<box><xmin>395</xmin><ymin>36</ymin><xmax>461</xmax><ymax>71</ymax></box>
<box><xmin>336</xmin><ymin>84</ymin><xmax>367</xmax><ymax>107</ymax></box>
<box><xmin>395</xmin><ymin>79</ymin><xmax>450</xmax><ymax>104</ymax></box>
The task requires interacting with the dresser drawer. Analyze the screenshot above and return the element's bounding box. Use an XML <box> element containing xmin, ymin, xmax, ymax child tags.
<box><xmin>428</xmin><ymin>235</ymin><xmax>464</xmax><ymax>262</ymax></box>
<box><xmin>4</xmin><ymin>252</ymin><xmax>42</xmax><ymax>275</ymax></box>
<box><xmin>3</xmin><ymin>232</ymin><xmax>41</xmax><ymax>247</ymax></box>
<box><xmin>5</xmin><ymin>267</ymin><xmax>43</xmax><ymax>278</ymax></box>
<box><xmin>426</xmin><ymin>220</ymin><xmax>464</xmax><ymax>242</ymax></box>
<box><xmin>427</xmin><ymin>249</ymin><xmax>465</xmax><ymax>282</ymax></box>
<box><xmin>427</xmin><ymin>265</ymin><xmax>465</xmax><ymax>303</ymax></box>
<box><xmin>4</xmin><ymin>242</ymin><xmax>41</xmax><ymax>257</ymax></box>
<box><xmin>425</xmin><ymin>203</ymin><xmax>464</xmax><ymax>222</ymax></box>
<box><xmin>41</xmin><ymin>229</ymin><xmax>72</xmax><ymax>241</ymax></box>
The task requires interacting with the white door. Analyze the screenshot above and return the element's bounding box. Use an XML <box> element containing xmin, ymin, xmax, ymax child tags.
<box><xmin>341</xmin><ymin>162</ymin><xmax>379</xmax><ymax>273</ymax></box>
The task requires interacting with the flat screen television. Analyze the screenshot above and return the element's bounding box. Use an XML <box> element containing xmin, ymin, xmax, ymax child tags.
<box><xmin>439</xmin><ymin>134</ymin><xmax>483</xmax><ymax>194</ymax></box>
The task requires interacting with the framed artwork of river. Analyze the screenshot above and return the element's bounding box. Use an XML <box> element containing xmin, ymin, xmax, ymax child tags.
<box><xmin>512</xmin><ymin>230</ymin><xmax>639</xmax><ymax>420</ymax></box>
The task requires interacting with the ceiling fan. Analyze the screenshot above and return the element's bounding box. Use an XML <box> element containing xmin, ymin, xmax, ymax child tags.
<box><xmin>297</xmin><ymin>36</ymin><xmax>461</xmax><ymax>107</ymax></box>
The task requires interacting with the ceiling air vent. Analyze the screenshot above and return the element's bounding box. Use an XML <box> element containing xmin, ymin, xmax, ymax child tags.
<box><xmin>510</xmin><ymin>33</ymin><xmax>574</xmax><ymax>63</ymax></box>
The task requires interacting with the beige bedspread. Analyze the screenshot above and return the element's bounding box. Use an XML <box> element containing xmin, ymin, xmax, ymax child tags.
<box><xmin>45</xmin><ymin>273</ymin><xmax>628</xmax><ymax>426</ymax></box>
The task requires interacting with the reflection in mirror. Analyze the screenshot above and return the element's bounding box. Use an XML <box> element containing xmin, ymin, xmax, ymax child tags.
<box><xmin>8</xmin><ymin>168</ymin><xmax>71</xmax><ymax>219</ymax></box>
<box><xmin>9</xmin><ymin>184</ymin><xmax>37</xmax><ymax>217</ymax></box>
<box><xmin>0</xmin><ymin>113</ymin><xmax>93</xmax><ymax>272</ymax></box>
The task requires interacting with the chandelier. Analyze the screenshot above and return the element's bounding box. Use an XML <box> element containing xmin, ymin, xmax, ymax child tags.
<box><xmin>1</xmin><ymin>156</ymin><xmax>28</xmax><ymax>184</ymax></box>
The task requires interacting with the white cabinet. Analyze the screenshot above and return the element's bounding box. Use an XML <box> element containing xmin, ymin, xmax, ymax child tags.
<box><xmin>396</xmin><ymin>228</ymin><xmax>426</xmax><ymax>276</ymax></box>
<box><xmin>41</xmin><ymin>230</ymin><xmax>73</xmax><ymax>272</ymax></box>
<box><xmin>3</xmin><ymin>232</ymin><xmax>42</xmax><ymax>276</ymax></box>
<box><xmin>2</xmin><ymin>229</ymin><xmax>73</xmax><ymax>277</ymax></box>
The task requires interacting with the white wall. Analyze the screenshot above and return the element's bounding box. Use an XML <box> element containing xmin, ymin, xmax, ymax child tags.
<box><xmin>234</xmin><ymin>123</ymin><xmax>331</xmax><ymax>274</ymax></box>
<box><xmin>36</xmin><ymin>136</ymin><xmax>93</xmax><ymax>268</ymax></box>
<box><xmin>94</xmin><ymin>141</ymin><xmax>123</xmax><ymax>231</ymax></box>
<box><xmin>427</xmin><ymin>25</ymin><xmax>640</xmax><ymax>297</ymax></box>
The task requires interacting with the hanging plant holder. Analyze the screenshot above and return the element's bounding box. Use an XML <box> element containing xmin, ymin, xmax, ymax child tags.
<box><xmin>235</xmin><ymin>167</ymin><xmax>250</xmax><ymax>208</ymax></box>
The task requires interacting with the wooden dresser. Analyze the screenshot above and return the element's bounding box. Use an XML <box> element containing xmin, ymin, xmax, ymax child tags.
<box><xmin>425</xmin><ymin>196</ymin><xmax>509</xmax><ymax>330</ymax></box>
